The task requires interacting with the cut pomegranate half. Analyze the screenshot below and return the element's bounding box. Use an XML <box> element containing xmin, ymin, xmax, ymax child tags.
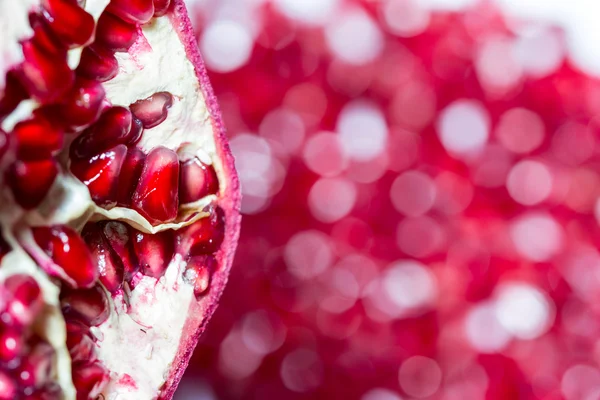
<box><xmin>0</xmin><ymin>0</ymin><xmax>240</xmax><ymax>399</ymax></box>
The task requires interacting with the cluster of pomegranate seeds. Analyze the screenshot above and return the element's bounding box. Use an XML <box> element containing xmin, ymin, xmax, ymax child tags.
<box><xmin>175</xmin><ymin>0</ymin><xmax>600</xmax><ymax>399</ymax></box>
<box><xmin>0</xmin><ymin>274</ymin><xmax>60</xmax><ymax>399</ymax></box>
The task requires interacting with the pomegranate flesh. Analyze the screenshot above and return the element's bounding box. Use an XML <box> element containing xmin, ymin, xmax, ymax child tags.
<box><xmin>0</xmin><ymin>0</ymin><xmax>240</xmax><ymax>399</ymax></box>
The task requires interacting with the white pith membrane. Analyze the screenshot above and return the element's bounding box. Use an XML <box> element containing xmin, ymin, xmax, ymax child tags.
<box><xmin>0</xmin><ymin>0</ymin><xmax>233</xmax><ymax>399</ymax></box>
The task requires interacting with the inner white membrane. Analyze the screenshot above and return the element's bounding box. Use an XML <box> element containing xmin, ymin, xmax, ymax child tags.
<box><xmin>0</xmin><ymin>0</ymin><xmax>221</xmax><ymax>399</ymax></box>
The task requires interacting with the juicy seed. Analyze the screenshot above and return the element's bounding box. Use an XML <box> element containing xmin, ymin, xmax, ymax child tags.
<box><xmin>13</xmin><ymin>116</ymin><xmax>63</xmax><ymax>160</ymax></box>
<box><xmin>70</xmin><ymin>144</ymin><xmax>128</xmax><ymax>206</ymax></box>
<box><xmin>132</xmin><ymin>229</ymin><xmax>174</xmax><ymax>278</ymax></box>
<box><xmin>101</xmin><ymin>222</ymin><xmax>139</xmax><ymax>281</ymax></box>
<box><xmin>0</xmin><ymin>371</ymin><xmax>16</xmax><ymax>400</ymax></box>
<box><xmin>71</xmin><ymin>361</ymin><xmax>109</xmax><ymax>400</ymax></box>
<box><xmin>15</xmin><ymin>341</ymin><xmax>55</xmax><ymax>389</ymax></box>
<box><xmin>179</xmin><ymin>158</ymin><xmax>219</xmax><ymax>204</ymax></box>
<box><xmin>4</xmin><ymin>275</ymin><xmax>43</xmax><ymax>327</ymax></box>
<box><xmin>129</xmin><ymin>92</ymin><xmax>173</xmax><ymax>129</ymax></box>
<box><xmin>77</xmin><ymin>45</ymin><xmax>119</xmax><ymax>82</ymax></box>
<box><xmin>106</xmin><ymin>0</ymin><xmax>155</xmax><ymax>24</ymax></box>
<box><xmin>32</xmin><ymin>226</ymin><xmax>99</xmax><ymax>288</ymax></box>
<box><xmin>0</xmin><ymin>129</ymin><xmax>9</xmax><ymax>162</ymax></box>
<box><xmin>7</xmin><ymin>159</ymin><xmax>58</xmax><ymax>209</ymax></box>
<box><xmin>178</xmin><ymin>207</ymin><xmax>225</xmax><ymax>256</ymax></box>
<box><xmin>153</xmin><ymin>0</ymin><xmax>171</xmax><ymax>17</ymax></box>
<box><xmin>0</xmin><ymin>72</ymin><xmax>28</xmax><ymax>119</ymax></box>
<box><xmin>132</xmin><ymin>146</ymin><xmax>180</xmax><ymax>224</ymax></box>
<box><xmin>96</xmin><ymin>12</ymin><xmax>139</xmax><ymax>52</ymax></box>
<box><xmin>70</xmin><ymin>106</ymin><xmax>134</xmax><ymax>159</ymax></box>
<box><xmin>183</xmin><ymin>255</ymin><xmax>216</xmax><ymax>298</ymax></box>
<box><xmin>66</xmin><ymin>330</ymin><xmax>96</xmax><ymax>363</ymax></box>
<box><xmin>82</xmin><ymin>224</ymin><xmax>124</xmax><ymax>293</ymax></box>
<box><xmin>18</xmin><ymin>39</ymin><xmax>74</xmax><ymax>103</ymax></box>
<box><xmin>0</xmin><ymin>328</ymin><xmax>22</xmax><ymax>363</ymax></box>
<box><xmin>60</xmin><ymin>286</ymin><xmax>109</xmax><ymax>327</ymax></box>
<box><xmin>57</xmin><ymin>77</ymin><xmax>106</xmax><ymax>128</ymax></box>
<box><xmin>41</xmin><ymin>0</ymin><xmax>96</xmax><ymax>48</ymax></box>
<box><xmin>116</xmin><ymin>147</ymin><xmax>146</xmax><ymax>207</ymax></box>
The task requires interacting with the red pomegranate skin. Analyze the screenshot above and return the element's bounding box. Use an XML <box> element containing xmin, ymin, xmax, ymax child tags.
<box><xmin>175</xmin><ymin>1</ymin><xmax>600</xmax><ymax>399</ymax></box>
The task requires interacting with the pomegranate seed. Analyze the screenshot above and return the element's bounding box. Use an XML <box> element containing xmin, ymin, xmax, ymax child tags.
<box><xmin>179</xmin><ymin>158</ymin><xmax>219</xmax><ymax>204</ymax></box>
<box><xmin>77</xmin><ymin>45</ymin><xmax>119</xmax><ymax>82</ymax></box>
<box><xmin>61</xmin><ymin>286</ymin><xmax>109</xmax><ymax>327</ymax></box>
<box><xmin>0</xmin><ymin>72</ymin><xmax>28</xmax><ymax>119</ymax></box>
<box><xmin>33</xmin><ymin>225</ymin><xmax>98</xmax><ymax>289</ymax></box>
<box><xmin>82</xmin><ymin>223</ymin><xmax>124</xmax><ymax>293</ymax></box>
<box><xmin>4</xmin><ymin>274</ymin><xmax>43</xmax><ymax>327</ymax></box>
<box><xmin>96</xmin><ymin>12</ymin><xmax>139</xmax><ymax>52</ymax></box>
<box><xmin>101</xmin><ymin>221</ymin><xmax>139</xmax><ymax>281</ymax></box>
<box><xmin>28</xmin><ymin>13</ymin><xmax>66</xmax><ymax>55</ymax></box>
<box><xmin>18</xmin><ymin>39</ymin><xmax>74</xmax><ymax>103</ymax></box>
<box><xmin>66</xmin><ymin>330</ymin><xmax>96</xmax><ymax>363</ymax></box>
<box><xmin>132</xmin><ymin>229</ymin><xmax>174</xmax><ymax>278</ymax></box>
<box><xmin>116</xmin><ymin>147</ymin><xmax>146</xmax><ymax>207</ymax></box>
<box><xmin>41</xmin><ymin>0</ymin><xmax>95</xmax><ymax>47</ymax></box>
<box><xmin>16</xmin><ymin>341</ymin><xmax>55</xmax><ymax>388</ymax></box>
<box><xmin>153</xmin><ymin>0</ymin><xmax>171</xmax><ymax>17</ymax></box>
<box><xmin>183</xmin><ymin>255</ymin><xmax>216</xmax><ymax>298</ymax></box>
<box><xmin>13</xmin><ymin>115</ymin><xmax>63</xmax><ymax>160</ymax></box>
<box><xmin>0</xmin><ymin>129</ymin><xmax>8</xmax><ymax>162</ymax></box>
<box><xmin>70</xmin><ymin>145</ymin><xmax>128</xmax><ymax>206</ymax></box>
<box><xmin>71</xmin><ymin>361</ymin><xmax>109</xmax><ymax>400</ymax></box>
<box><xmin>0</xmin><ymin>371</ymin><xmax>16</xmax><ymax>400</ymax></box>
<box><xmin>57</xmin><ymin>77</ymin><xmax>106</xmax><ymax>128</ymax></box>
<box><xmin>132</xmin><ymin>146</ymin><xmax>180</xmax><ymax>224</ymax></box>
<box><xmin>0</xmin><ymin>328</ymin><xmax>23</xmax><ymax>363</ymax></box>
<box><xmin>70</xmin><ymin>106</ymin><xmax>134</xmax><ymax>159</ymax></box>
<box><xmin>129</xmin><ymin>92</ymin><xmax>173</xmax><ymax>129</ymax></box>
<box><xmin>106</xmin><ymin>0</ymin><xmax>155</xmax><ymax>24</ymax></box>
<box><xmin>178</xmin><ymin>207</ymin><xmax>225</xmax><ymax>256</ymax></box>
<box><xmin>6</xmin><ymin>158</ymin><xmax>58</xmax><ymax>209</ymax></box>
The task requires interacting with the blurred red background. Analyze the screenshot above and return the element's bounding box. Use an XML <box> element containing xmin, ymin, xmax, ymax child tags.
<box><xmin>175</xmin><ymin>1</ymin><xmax>600</xmax><ymax>399</ymax></box>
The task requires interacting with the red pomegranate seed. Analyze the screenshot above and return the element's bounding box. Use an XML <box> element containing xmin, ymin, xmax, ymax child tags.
<box><xmin>0</xmin><ymin>72</ymin><xmax>28</xmax><ymax>119</ymax></box>
<box><xmin>178</xmin><ymin>207</ymin><xmax>225</xmax><ymax>256</ymax></box>
<box><xmin>6</xmin><ymin>158</ymin><xmax>58</xmax><ymax>209</ymax></box>
<box><xmin>41</xmin><ymin>0</ymin><xmax>95</xmax><ymax>47</ymax></box>
<box><xmin>57</xmin><ymin>77</ymin><xmax>106</xmax><ymax>128</ymax></box>
<box><xmin>32</xmin><ymin>225</ymin><xmax>99</xmax><ymax>289</ymax></box>
<box><xmin>60</xmin><ymin>286</ymin><xmax>109</xmax><ymax>327</ymax></box>
<box><xmin>132</xmin><ymin>146</ymin><xmax>180</xmax><ymax>224</ymax></box>
<box><xmin>183</xmin><ymin>255</ymin><xmax>215</xmax><ymax>298</ymax></box>
<box><xmin>0</xmin><ymin>328</ymin><xmax>22</xmax><ymax>363</ymax></box>
<box><xmin>179</xmin><ymin>158</ymin><xmax>219</xmax><ymax>204</ymax></box>
<box><xmin>153</xmin><ymin>0</ymin><xmax>171</xmax><ymax>17</ymax></box>
<box><xmin>13</xmin><ymin>115</ymin><xmax>63</xmax><ymax>160</ymax></box>
<box><xmin>4</xmin><ymin>274</ymin><xmax>43</xmax><ymax>327</ymax></box>
<box><xmin>28</xmin><ymin>13</ymin><xmax>66</xmax><ymax>55</ymax></box>
<box><xmin>0</xmin><ymin>129</ymin><xmax>8</xmax><ymax>162</ymax></box>
<box><xmin>82</xmin><ymin>223</ymin><xmax>124</xmax><ymax>293</ymax></box>
<box><xmin>106</xmin><ymin>0</ymin><xmax>155</xmax><ymax>24</ymax></box>
<box><xmin>66</xmin><ymin>329</ymin><xmax>96</xmax><ymax>363</ymax></box>
<box><xmin>16</xmin><ymin>341</ymin><xmax>55</xmax><ymax>388</ymax></box>
<box><xmin>101</xmin><ymin>222</ymin><xmax>139</xmax><ymax>281</ymax></box>
<box><xmin>70</xmin><ymin>145</ymin><xmax>128</xmax><ymax>206</ymax></box>
<box><xmin>77</xmin><ymin>45</ymin><xmax>119</xmax><ymax>82</ymax></box>
<box><xmin>132</xmin><ymin>229</ymin><xmax>174</xmax><ymax>278</ymax></box>
<box><xmin>129</xmin><ymin>92</ymin><xmax>173</xmax><ymax>129</ymax></box>
<box><xmin>116</xmin><ymin>147</ymin><xmax>146</xmax><ymax>207</ymax></box>
<box><xmin>0</xmin><ymin>371</ymin><xmax>16</xmax><ymax>400</ymax></box>
<box><xmin>96</xmin><ymin>12</ymin><xmax>139</xmax><ymax>52</ymax></box>
<box><xmin>71</xmin><ymin>361</ymin><xmax>109</xmax><ymax>400</ymax></box>
<box><xmin>70</xmin><ymin>106</ymin><xmax>133</xmax><ymax>159</ymax></box>
<box><xmin>18</xmin><ymin>39</ymin><xmax>74</xmax><ymax>103</ymax></box>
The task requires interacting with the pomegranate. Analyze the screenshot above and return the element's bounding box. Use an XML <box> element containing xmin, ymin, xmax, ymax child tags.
<box><xmin>0</xmin><ymin>0</ymin><xmax>240</xmax><ymax>399</ymax></box>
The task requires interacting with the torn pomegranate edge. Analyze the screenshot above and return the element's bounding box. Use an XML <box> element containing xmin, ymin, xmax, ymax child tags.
<box><xmin>157</xmin><ymin>2</ymin><xmax>241</xmax><ymax>399</ymax></box>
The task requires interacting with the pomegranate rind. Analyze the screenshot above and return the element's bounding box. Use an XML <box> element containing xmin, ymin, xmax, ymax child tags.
<box><xmin>157</xmin><ymin>1</ymin><xmax>241</xmax><ymax>398</ymax></box>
